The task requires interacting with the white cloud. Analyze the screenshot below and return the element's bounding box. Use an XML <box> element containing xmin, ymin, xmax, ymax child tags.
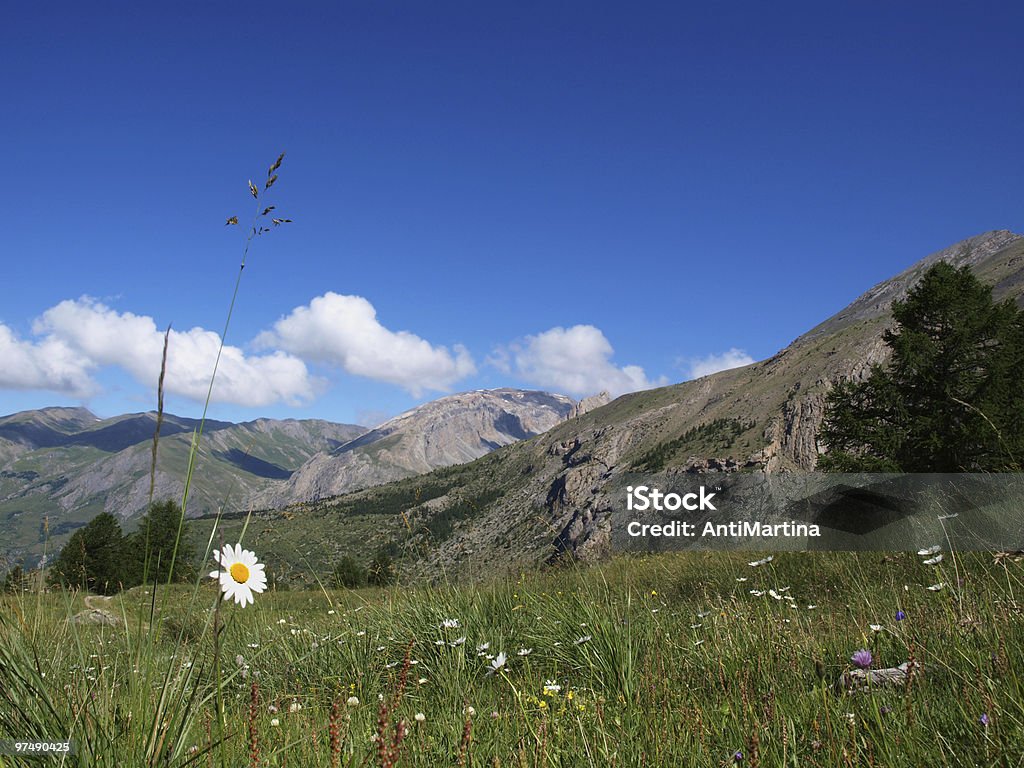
<box><xmin>0</xmin><ymin>323</ymin><xmax>94</xmax><ymax>395</ymax></box>
<box><xmin>682</xmin><ymin>348</ymin><xmax>755</xmax><ymax>380</ymax></box>
<box><xmin>24</xmin><ymin>298</ymin><xmax>319</xmax><ymax>407</ymax></box>
<box><xmin>256</xmin><ymin>292</ymin><xmax>476</xmax><ymax>396</ymax></box>
<box><xmin>493</xmin><ymin>324</ymin><xmax>666</xmax><ymax>398</ymax></box>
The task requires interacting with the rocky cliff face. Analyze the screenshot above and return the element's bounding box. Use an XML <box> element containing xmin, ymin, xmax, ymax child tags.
<box><xmin>569</xmin><ymin>392</ymin><xmax>611</xmax><ymax>419</ymax></box>
<box><xmin>251</xmin><ymin>389</ymin><xmax>575</xmax><ymax>508</ymax></box>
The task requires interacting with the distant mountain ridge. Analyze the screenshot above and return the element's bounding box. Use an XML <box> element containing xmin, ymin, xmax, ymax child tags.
<box><xmin>0</xmin><ymin>388</ymin><xmax>580</xmax><ymax>565</ymax></box>
<box><xmin>251</xmin><ymin>388</ymin><xmax>575</xmax><ymax>508</ymax></box>
<box><xmin>0</xmin><ymin>408</ymin><xmax>365</xmax><ymax>565</ymax></box>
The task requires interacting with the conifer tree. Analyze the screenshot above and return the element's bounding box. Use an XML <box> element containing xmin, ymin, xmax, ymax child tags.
<box><xmin>820</xmin><ymin>262</ymin><xmax>1024</xmax><ymax>472</ymax></box>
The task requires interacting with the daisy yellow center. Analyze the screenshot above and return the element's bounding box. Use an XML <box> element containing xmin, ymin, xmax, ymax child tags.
<box><xmin>229</xmin><ymin>562</ymin><xmax>250</xmax><ymax>584</ymax></box>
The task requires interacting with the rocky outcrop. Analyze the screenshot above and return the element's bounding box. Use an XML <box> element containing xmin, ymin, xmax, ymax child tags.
<box><xmin>569</xmin><ymin>392</ymin><xmax>611</xmax><ymax>419</ymax></box>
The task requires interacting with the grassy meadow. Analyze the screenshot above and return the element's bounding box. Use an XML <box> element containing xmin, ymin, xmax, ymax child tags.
<box><xmin>2</xmin><ymin>550</ymin><xmax>1023</xmax><ymax>767</ymax></box>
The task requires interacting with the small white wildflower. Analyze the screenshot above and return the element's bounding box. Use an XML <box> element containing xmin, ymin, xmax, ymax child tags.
<box><xmin>517</xmin><ymin>647</ymin><xmax>532</xmax><ymax>656</ymax></box>
<box><xmin>289</xmin><ymin>701</ymin><xmax>302</xmax><ymax>713</ymax></box>
<box><xmin>356</xmin><ymin>630</ymin><xmax>366</xmax><ymax>637</ymax></box>
<box><xmin>476</xmin><ymin>642</ymin><xmax>490</xmax><ymax>652</ymax></box>
<box><xmin>440</xmin><ymin>619</ymin><xmax>460</xmax><ymax>630</ymax></box>
<box><xmin>807</xmin><ymin>605</ymin><xmax>817</xmax><ymax>610</ymax></box>
<box><xmin>450</xmin><ymin>636</ymin><xmax>467</xmax><ymax>647</ymax></box>
<box><xmin>414</xmin><ymin>712</ymin><xmax>426</xmax><ymax>723</ymax></box>
<box><xmin>434</xmin><ymin>639</ymin><xmax>446</xmax><ymax>646</ymax></box>
<box><xmin>870</xmin><ymin>624</ymin><xmax>883</xmax><ymax>632</ymax></box>
<box><xmin>464</xmin><ymin>706</ymin><xmax>476</xmax><ymax>716</ymax></box>
<box><xmin>769</xmin><ymin>590</ymin><xmax>783</xmax><ymax>601</ymax></box>
<box><xmin>736</xmin><ymin>577</ymin><xmax>748</xmax><ymax>582</ymax></box>
<box><xmin>487</xmin><ymin>652</ymin><xmax>508</xmax><ymax>675</ymax></box>
<box><xmin>750</xmin><ymin>589</ymin><xmax>765</xmax><ymax>597</ymax></box>
<box><xmin>748</xmin><ymin>556</ymin><xmax>774</xmax><ymax>567</ymax></box>
<box><xmin>346</xmin><ymin>696</ymin><xmax>359</xmax><ymax>707</ymax></box>
<box><xmin>923</xmin><ymin>554</ymin><xmax>943</xmax><ymax>565</ymax></box>
<box><xmin>926</xmin><ymin>582</ymin><xmax>945</xmax><ymax>591</ymax></box>
<box><xmin>918</xmin><ymin>545</ymin><xmax>941</xmax><ymax>556</ymax></box>
<box><xmin>543</xmin><ymin>680</ymin><xmax>562</xmax><ymax>693</ymax></box>
<box><xmin>328</xmin><ymin>609</ymin><xmax>335</xmax><ymax>615</ymax></box>
<box><xmin>270</xmin><ymin>718</ymin><xmax>280</xmax><ymax>727</ymax></box>
<box><xmin>690</xmin><ymin>623</ymin><xmax>703</xmax><ymax>629</ymax></box>
<box><xmin>418</xmin><ymin>677</ymin><xmax>428</xmax><ymax>684</ymax></box>
<box><xmin>574</xmin><ymin>635</ymin><xmax>592</xmax><ymax>645</ymax></box>
<box><xmin>694</xmin><ymin>639</ymin><xmax>705</xmax><ymax>647</ymax></box>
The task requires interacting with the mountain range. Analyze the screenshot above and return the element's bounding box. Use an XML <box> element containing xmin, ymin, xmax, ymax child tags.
<box><xmin>3</xmin><ymin>230</ymin><xmax>1023</xmax><ymax>580</ymax></box>
<box><xmin>0</xmin><ymin>389</ymin><xmax>577</xmax><ymax>565</ymax></box>
<box><xmin>198</xmin><ymin>229</ymin><xmax>1024</xmax><ymax>584</ymax></box>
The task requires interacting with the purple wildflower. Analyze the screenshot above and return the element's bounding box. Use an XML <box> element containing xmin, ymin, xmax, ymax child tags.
<box><xmin>895</xmin><ymin>610</ymin><xmax>906</xmax><ymax>621</ymax></box>
<box><xmin>980</xmin><ymin>713</ymin><xmax>989</xmax><ymax>727</ymax></box>
<box><xmin>733</xmin><ymin>751</ymin><xmax>743</xmax><ymax>762</ymax></box>
<box><xmin>851</xmin><ymin>649</ymin><xmax>873</xmax><ymax>669</ymax></box>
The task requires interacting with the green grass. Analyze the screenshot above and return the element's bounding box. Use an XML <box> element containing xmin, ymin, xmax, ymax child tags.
<box><xmin>2</xmin><ymin>550</ymin><xmax>1023</xmax><ymax>766</ymax></box>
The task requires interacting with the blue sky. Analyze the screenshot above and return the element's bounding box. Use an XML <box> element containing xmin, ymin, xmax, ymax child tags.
<box><xmin>2</xmin><ymin>2</ymin><xmax>1022</xmax><ymax>427</ymax></box>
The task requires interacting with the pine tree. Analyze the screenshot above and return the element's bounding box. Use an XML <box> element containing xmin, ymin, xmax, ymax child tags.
<box><xmin>50</xmin><ymin>513</ymin><xmax>126</xmax><ymax>594</ymax></box>
<box><xmin>2</xmin><ymin>565</ymin><xmax>25</xmax><ymax>593</ymax></box>
<box><xmin>819</xmin><ymin>262</ymin><xmax>1024</xmax><ymax>471</ymax></box>
<box><xmin>48</xmin><ymin>528</ymin><xmax>89</xmax><ymax>590</ymax></box>
<box><xmin>127</xmin><ymin>499</ymin><xmax>195</xmax><ymax>586</ymax></box>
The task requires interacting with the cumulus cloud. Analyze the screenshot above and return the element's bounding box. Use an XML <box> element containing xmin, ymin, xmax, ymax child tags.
<box><xmin>256</xmin><ymin>292</ymin><xmax>476</xmax><ymax>396</ymax></box>
<box><xmin>492</xmin><ymin>324</ymin><xmax>666</xmax><ymax>398</ymax></box>
<box><xmin>18</xmin><ymin>297</ymin><xmax>319</xmax><ymax>407</ymax></box>
<box><xmin>0</xmin><ymin>323</ymin><xmax>94</xmax><ymax>395</ymax></box>
<box><xmin>682</xmin><ymin>348</ymin><xmax>755</xmax><ymax>380</ymax></box>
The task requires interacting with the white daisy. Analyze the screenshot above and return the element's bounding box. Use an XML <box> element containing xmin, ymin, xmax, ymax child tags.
<box><xmin>486</xmin><ymin>652</ymin><xmax>507</xmax><ymax>675</ymax></box>
<box><xmin>923</xmin><ymin>554</ymin><xmax>943</xmax><ymax>565</ymax></box>
<box><xmin>209</xmin><ymin>543</ymin><xmax>266</xmax><ymax>607</ymax></box>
